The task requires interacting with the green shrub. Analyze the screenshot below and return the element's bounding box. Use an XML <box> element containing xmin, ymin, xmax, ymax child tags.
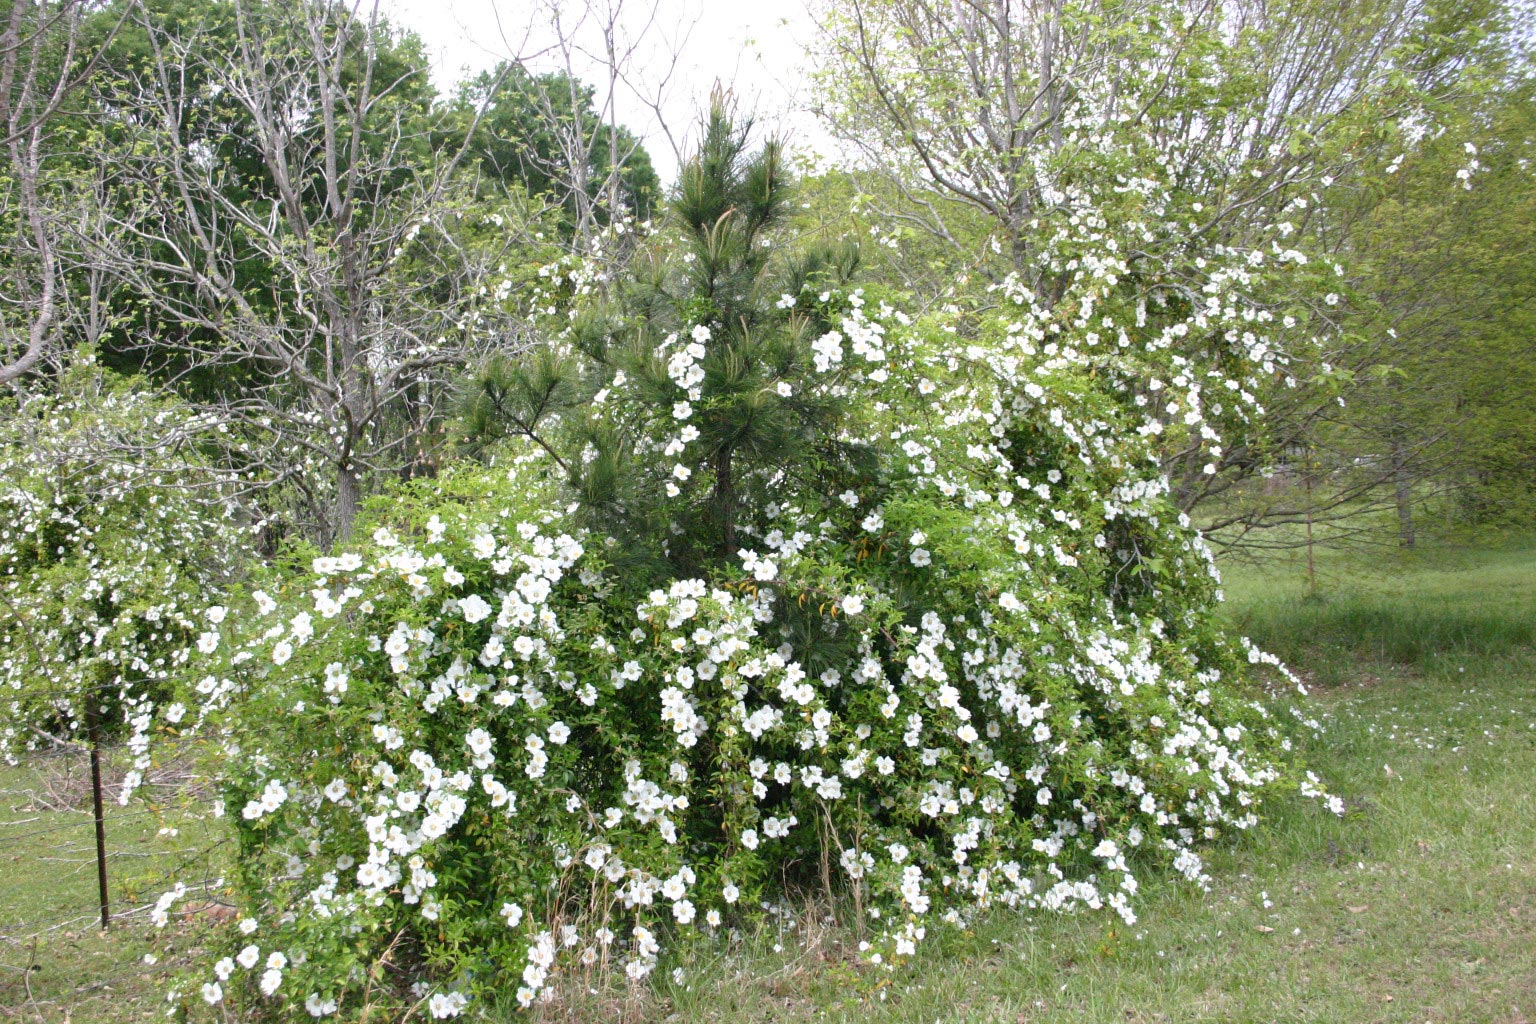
<box><xmin>167</xmin><ymin>106</ymin><xmax>1339</xmax><ymax>1021</ymax></box>
<box><xmin>175</xmin><ymin>316</ymin><xmax>1330</xmax><ymax>1017</ymax></box>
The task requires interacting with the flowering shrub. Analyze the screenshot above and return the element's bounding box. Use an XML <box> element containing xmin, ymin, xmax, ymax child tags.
<box><xmin>0</xmin><ymin>359</ymin><xmax>250</xmax><ymax>793</ymax></box>
<box><xmin>142</xmin><ymin>95</ymin><xmax>1371</xmax><ymax>1020</ymax></box>
<box><xmin>172</xmin><ymin>242</ymin><xmax>1338</xmax><ymax>1016</ymax></box>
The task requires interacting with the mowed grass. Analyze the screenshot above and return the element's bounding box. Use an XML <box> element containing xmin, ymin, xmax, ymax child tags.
<box><xmin>1219</xmin><ymin>536</ymin><xmax>1536</xmax><ymax>682</ymax></box>
<box><xmin>6</xmin><ymin>541</ymin><xmax>1536</xmax><ymax>1023</ymax></box>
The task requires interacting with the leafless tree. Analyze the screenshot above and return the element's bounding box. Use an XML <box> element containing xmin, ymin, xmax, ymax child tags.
<box><xmin>489</xmin><ymin>0</ymin><xmax>694</xmax><ymax>244</ymax></box>
<box><xmin>91</xmin><ymin>0</ymin><xmax>532</xmax><ymax>543</ymax></box>
<box><xmin>0</xmin><ymin>0</ymin><xmax>126</xmax><ymax>386</ymax></box>
<box><xmin>811</xmin><ymin>0</ymin><xmax>1445</xmax><ymax>281</ymax></box>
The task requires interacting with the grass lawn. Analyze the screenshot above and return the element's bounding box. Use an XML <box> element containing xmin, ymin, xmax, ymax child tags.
<box><xmin>5</xmin><ymin>540</ymin><xmax>1534</xmax><ymax>1023</ymax></box>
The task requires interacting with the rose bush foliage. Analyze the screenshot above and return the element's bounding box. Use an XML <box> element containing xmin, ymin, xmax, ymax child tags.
<box><xmin>0</xmin><ymin>359</ymin><xmax>250</xmax><ymax>791</ymax></box>
<box><xmin>174</xmin><ymin>255</ymin><xmax>1337</xmax><ymax>1017</ymax></box>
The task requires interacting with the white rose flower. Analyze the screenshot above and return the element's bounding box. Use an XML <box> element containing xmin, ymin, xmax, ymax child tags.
<box><xmin>428</xmin><ymin>991</ymin><xmax>468</xmax><ymax>1018</ymax></box>
<box><xmin>459</xmin><ymin>595</ymin><xmax>492</xmax><ymax>624</ymax></box>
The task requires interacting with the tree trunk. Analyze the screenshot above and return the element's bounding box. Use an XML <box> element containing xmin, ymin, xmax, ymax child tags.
<box><xmin>1392</xmin><ymin>441</ymin><xmax>1415</xmax><ymax>550</ymax></box>
<box><xmin>335</xmin><ymin>460</ymin><xmax>360</xmax><ymax>544</ymax></box>
<box><xmin>714</xmin><ymin>447</ymin><xmax>736</xmax><ymax>558</ymax></box>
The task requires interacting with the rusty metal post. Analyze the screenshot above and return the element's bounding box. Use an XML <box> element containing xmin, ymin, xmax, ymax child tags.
<box><xmin>88</xmin><ymin>704</ymin><xmax>110</xmax><ymax>930</ymax></box>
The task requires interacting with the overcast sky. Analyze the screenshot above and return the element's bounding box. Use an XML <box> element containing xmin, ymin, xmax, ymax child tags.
<box><xmin>377</xmin><ymin>0</ymin><xmax>828</xmax><ymax>183</ymax></box>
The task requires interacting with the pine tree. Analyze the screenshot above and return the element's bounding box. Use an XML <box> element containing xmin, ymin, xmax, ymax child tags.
<box><xmin>463</xmin><ymin>95</ymin><xmax>866</xmax><ymax>582</ymax></box>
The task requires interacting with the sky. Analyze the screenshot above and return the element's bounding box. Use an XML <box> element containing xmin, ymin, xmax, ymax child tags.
<box><xmin>377</xmin><ymin>0</ymin><xmax>829</xmax><ymax>183</ymax></box>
